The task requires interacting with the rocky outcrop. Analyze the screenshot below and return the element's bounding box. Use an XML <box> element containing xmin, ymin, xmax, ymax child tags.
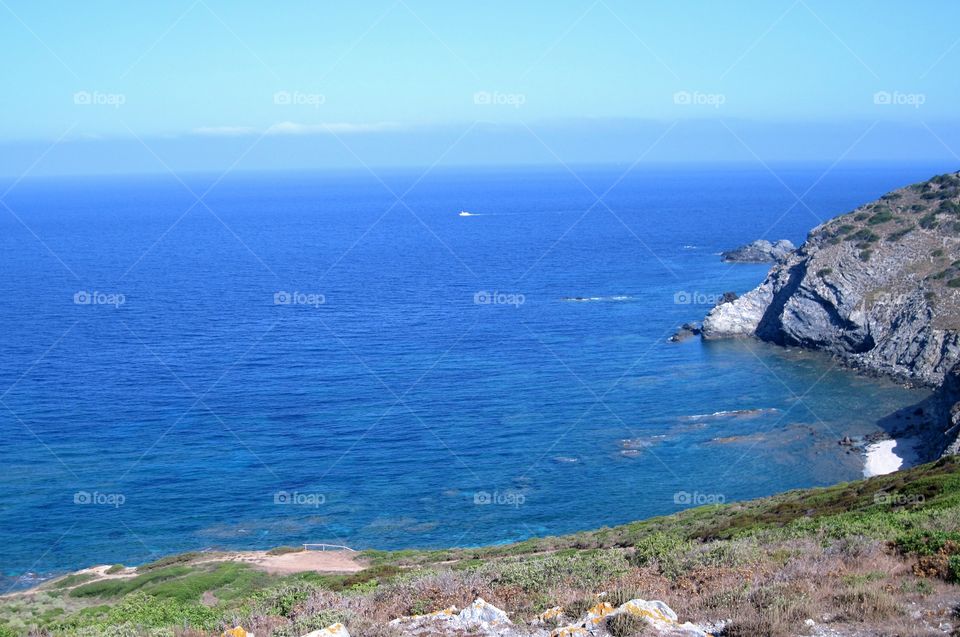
<box><xmin>721</xmin><ymin>239</ymin><xmax>795</xmax><ymax>263</ymax></box>
<box><xmin>704</xmin><ymin>172</ymin><xmax>960</xmax><ymax>387</ymax></box>
<box><xmin>703</xmin><ymin>171</ymin><xmax>960</xmax><ymax>455</ymax></box>
<box><xmin>381</xmin><ymin>596</ymin><xmax>712</xmax><ymax>637</ymax></box>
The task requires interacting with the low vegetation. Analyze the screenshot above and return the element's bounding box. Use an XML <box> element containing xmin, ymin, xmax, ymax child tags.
<box><xmin>3</xmin><ymin>458</ymin><xmax>960</xmax><ymax>635</ymax></box>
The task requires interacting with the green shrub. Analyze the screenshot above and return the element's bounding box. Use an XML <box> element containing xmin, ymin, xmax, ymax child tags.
<box><xmin>105</xmin><ymin>564</ymin><xmax>124</xmax><ymax>574</ymax></box>
<box><xmin>868</xmin><ymin>210</ymin><xmax>894</xmax><ymax>225</ymax></box>
<box><xmin>817</xmin><ymin>268</ymin><xmax>833</xmax><ymax>277</ymax></box>
<box><xmin>51</xmin><ymin>572</ymin><xmax>96</xmax><ymax>589</ymax></box>
<box><xmin>137</xmin><ymin>552</ymin><xmax>202</xmax><ymax>572</ymax></box>
<box><xmin>860</xmin><ymin>249</ymin><xmax>873</xmax><ymax>262</ymax></box>
<box><xmin>894</xmin><ymin>530</ymin><xmax>960</xmax><ymax>556</ymax></box>
<box><xmin>606</xmin><ymin>612</ymin><xmax>649</xmax><ymax>636</ymax></box>
<box><xmin>565</xmin><ymin>597</ymin><xmax>597</xmax><ymax>620</ymax></box>
<box><xmin>886</xmin><ymin>226</ymin><xmax>913</xmax><ymax>241</ymax></box>
<box><xmin>919</xmin><ymin>213</ymin><xmax>939</xmax><ymax>229</ymax></box>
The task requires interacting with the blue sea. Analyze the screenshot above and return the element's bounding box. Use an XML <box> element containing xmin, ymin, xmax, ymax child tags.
<box><xmin>0</xmin><ymin>162</ymin><xmax>942</xmax><ymax>588</ymax></box>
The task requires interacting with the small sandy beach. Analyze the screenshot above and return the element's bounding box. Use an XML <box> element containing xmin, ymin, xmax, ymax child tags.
<box><xmin>863</xmin><ymin>438</ymin><xmax>919</xmax><ymax>477</ymax></box>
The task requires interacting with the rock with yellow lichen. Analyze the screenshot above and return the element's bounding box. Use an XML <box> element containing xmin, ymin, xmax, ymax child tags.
<box><xmin>389</xmin><ymin>598</ymin><xmax>511</xmax><ymax>635</ymax></box>
<box><xmin>550</xmin><ymin>598</ymin><xmax>711</xmax><ymax>637</ymax></box>
<box><xmin>301</xmin><ymin>622</ymin><xmax>351</xmax><ymax>637</ymax></box>
<box><xmin>221</xmin><ymin>628</ymin><xmax>252</xmax><ymax>637</ymax></box>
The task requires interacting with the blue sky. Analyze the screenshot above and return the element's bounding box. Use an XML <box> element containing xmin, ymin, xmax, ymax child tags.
<box><xmin>2</xmin><ymin>0</ymin><xmax>959</xmax><ymax>174</ymax></box>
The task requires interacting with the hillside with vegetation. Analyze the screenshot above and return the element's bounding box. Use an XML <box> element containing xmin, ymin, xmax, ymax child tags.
<box><xmin>4</xmin><ymin>457</ymin><xmax>960</xmax><ymax>636</ymax></box>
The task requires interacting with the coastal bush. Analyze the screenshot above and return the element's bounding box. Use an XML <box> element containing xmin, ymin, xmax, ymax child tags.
<box><xmin>105</xmin><ymin>564</ymin><xmax>124</xmax><ymax>574</ymax></box>
<box><xmin>816</xmin><ymin>267</ymin><xmax>833</xmax><ymax>277</ymax></box>
<box><xmin>886</xmin><ymin>226</ymin><xmax>914</xmax><ymax>242</ymax></box>
<box><xmin>628</xmin><ymin>532</ymin><xmax>693</xmax><ymax>578</ymax></box>
<box><xmin>103</xmin><ymin>591</ymin><xmax>221</xmax><ymax>629</ymax></box>
<box><xmin>270</xmin><ymin>610</ymin><xmax>351</xmax><ymax>637</ymax></box>
<box><xmin>252</xmin><ymin>580</ymin><xmax>324</xmax><ymax>617</ymax></box>
<box><xmin>894</xmin><ymin>529</ymin><xmax>960</xmax><ymax>556</ymax></box>
<box><xmin>859</xmin><ymin>249</ymin><xmax>873</xmax><ymax>262</ymax></box>
<box><xmin>70</xmin><ymin>565</ymin><xmax>193</xmax><ymax>598</ymax></box>
<box><xmin>948</xmin><ymin>278</ymin><xmax>960</xmax><ymax>289</ymax></box>
<box><xmin>948</xmin><ymin>555</ymin><xmax>960</xmax><ymax>582</ymax></box>
<box><xmin>51</xmin><ymin>572</ymin><xmax>96</xmax><ymax>589</ymax></box>
<box><xmin>136</xmin><ymin>551</ymin><xmax>203</xmax><ymax>572</ymax></box>
<box><xmin>868</xmin><ymin>210</ymin><xmax>894</xmax><ymax>225</ymax></box>
<box><xmin>919</xmin><ymin>212</ymin><xmax>940</xmax><ymax>229</ymax></box>
<box><xmin>564</xmin><ymin>596</ymin><xmax>596</xmax><ymax>619</ymax></box>
<box><xmin>606</xmin><ymin>612</ymin><xmax>649</xmax><ymax>636</ymax></box>
<box><xmin>834</xmin><ymin>586</ymin><xmax>900</xmax><ymax>622</ymax></box>
<box><xmin>474</xmin><ymin>549</ymin><xmax>629</xmax><ymax>593</ymax></box>
<box><xmin>724</xmin><ymin>582</ymin><xmax>813</xmax><ymax>637</ymax></box>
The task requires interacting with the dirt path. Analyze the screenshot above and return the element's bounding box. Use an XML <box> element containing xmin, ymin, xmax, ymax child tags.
<box><xmin>4</xmin><ymin>550</ymin><xmax>365</xmax><ymax>599</ymax></box>
<box><xmin>239</xmin><ymin>550</ymin><xmax>365</xmax><ymax>574</ymax></box>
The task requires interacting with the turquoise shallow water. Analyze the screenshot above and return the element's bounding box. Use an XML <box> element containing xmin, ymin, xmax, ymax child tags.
<box><xmin>0</xmin><ymin>162</ymin><xmax>940</xmax><ymax>588</ymax></box>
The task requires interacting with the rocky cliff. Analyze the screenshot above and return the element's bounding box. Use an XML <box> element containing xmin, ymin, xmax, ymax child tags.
<box><xmin>704</xmin><ymin>171</ymin><xmax>960</xmax><ymax>384</ymax></box>
<box><xmin>702</xmin><ymin>171</ymin><xmax>960</xmax><ymax>454</ymax></box>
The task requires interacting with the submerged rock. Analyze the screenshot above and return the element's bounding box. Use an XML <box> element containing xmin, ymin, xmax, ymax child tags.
<box><xmin>669</xmin><ymin>322</ymin><xmax>702</xmax><ymax>342</ymax></box>
<box><xmin>721</xmin><ymin>239</ymin><xmax>796</xmax><ymax>263</ymax></box>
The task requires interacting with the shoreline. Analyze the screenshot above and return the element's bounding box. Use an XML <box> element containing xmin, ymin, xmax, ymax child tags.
<box><xmin>863</xmin><ymin>437</ymin><xmax>920</xmax><ymax>478</ymax></box>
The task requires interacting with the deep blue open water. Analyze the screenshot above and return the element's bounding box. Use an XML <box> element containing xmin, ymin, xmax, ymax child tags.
<box><xmin>0</xmin><ymin>162</ymin><xmax>943</xmax><ymax>588</ymax></box>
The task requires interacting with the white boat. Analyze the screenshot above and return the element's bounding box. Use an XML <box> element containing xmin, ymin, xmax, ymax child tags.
<box><xmin>458</xmin><ymin>210</ymin><xmax>473</xmax><ymax>217</ymax></box>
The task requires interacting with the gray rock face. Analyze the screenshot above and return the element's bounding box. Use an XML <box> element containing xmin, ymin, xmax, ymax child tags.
<box><xmin>721</xmin><ymin>239</ymin><xmax>796</xmax><ymax>263</ymax></box>
<box><xmin>705</xmin><ymin>173</ymin><xmax>960</xmax><ymax>386</ymax></box>
<box><xmin>703</xmin><ymin>171</ymin><xmax>960</xmax><ymax>455</ymax></box>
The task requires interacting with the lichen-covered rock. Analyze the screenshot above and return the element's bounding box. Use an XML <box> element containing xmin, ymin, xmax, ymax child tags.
<box><xmin>301</xmin><ymin>622</ymin><xmax>350</xmax><ymax>637</ymax></box>
<box><xmin>458</xmin><ymin>597</ymin><xmax>512</xmax><ymax>627</ymax></box>
<box><xmin>550</xmin><ymin>598</ymin><xmax>711</xmax><ymax>637</ymax></box>
<box><xmin>389</xmin><ymin>598</ymin><xmax>511</xmax><ymax>635</ymax></box>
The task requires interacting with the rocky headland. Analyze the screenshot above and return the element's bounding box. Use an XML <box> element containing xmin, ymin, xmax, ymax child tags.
<box><xmin>702</xmin><ymin>171</ymin><xmax>960</xmax><ymax>457</ymax></box>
